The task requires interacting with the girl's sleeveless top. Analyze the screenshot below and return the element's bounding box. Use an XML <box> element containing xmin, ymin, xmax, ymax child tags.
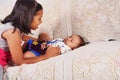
<box><xmin>0</xmin><ymin>23</ymin><xmax>14</xmax><ymax>51</ymax></box>
<box><xmin>0</xmin><ymin>23</ymin><xmax>14</xmax><ymax>67</ymax></box>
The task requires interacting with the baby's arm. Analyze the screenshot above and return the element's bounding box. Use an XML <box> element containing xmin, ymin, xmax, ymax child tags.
<box><xmin>22</xmin><ymin>33</ymin><xmax>49</xmax><ymax>50</ymax></box>
<box><xmin>22</xmin><ymin>33</ymin><xmax>51</xmax><ymax>42</ymax></box>
<box><xmin>22</xmin><ymin>34</ymin><xmax>37</xmax><ymax>42</ymax></box>
<box><xmin>38</xmin><ymin>33</ymin><xmax>51</xmax><ymax>42</ymax></box>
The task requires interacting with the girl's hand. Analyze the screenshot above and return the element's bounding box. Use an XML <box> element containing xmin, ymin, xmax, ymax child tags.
<box><xmin>45</xmin><ymin>45</ymin><xmax>61</xmax><ymax>58</ymax></box>
<box><xmin>38</xmin><ymin>33</ymin><xmax>51</xmax><ymax>42</ymax></box>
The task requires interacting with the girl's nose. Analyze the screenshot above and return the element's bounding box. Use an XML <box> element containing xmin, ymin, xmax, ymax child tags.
<box><xmin>40</xmin><ymin>20</ymin><xmax>42</xmax><ymax>24</ymax></box>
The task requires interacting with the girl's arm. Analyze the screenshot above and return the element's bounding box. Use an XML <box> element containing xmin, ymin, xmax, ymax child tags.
<box><xmin>3</xmin><ymin>29</ymin><xmax>60</xmax><ymax>65</ymax></box>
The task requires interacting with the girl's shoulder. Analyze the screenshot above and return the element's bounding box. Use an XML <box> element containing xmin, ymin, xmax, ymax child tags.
<box><xmin>0</xmin><ymin>22</ymin><xmax>21</xmax><ymax>39</ymax></box>
<box><xmin>0</xmin><ymin>23</ymin><xmax>14</xmax><ymax>33</ymax></box>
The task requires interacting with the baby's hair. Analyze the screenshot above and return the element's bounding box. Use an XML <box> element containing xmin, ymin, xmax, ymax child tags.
<box><xmin>1</xmin><ymin>0</ymin><xmax>43</xmax><ymax>34</ymax></box>
<box><xmin>77</xmin><ymin>35</ymin><xmax>85</xmax><ymax>47</ymax></box>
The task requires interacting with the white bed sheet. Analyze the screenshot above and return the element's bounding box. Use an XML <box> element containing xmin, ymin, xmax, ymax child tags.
<box><xmin>3</xmin><ymin>41</ymin><xmax>120</xmax><ymax>80</ymax></box>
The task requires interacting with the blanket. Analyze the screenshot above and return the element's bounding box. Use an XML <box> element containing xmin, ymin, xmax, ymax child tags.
<box><xmin>3</xmin><ymin>41</ymin><xmax>120</xmax><ymax>80</ymax></box>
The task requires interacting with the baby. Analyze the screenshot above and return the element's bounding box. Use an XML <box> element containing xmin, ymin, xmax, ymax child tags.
<box><xmin>23</xmin><ymin>34</ymin><xmax>85</xmax><ymax>58</ymax></box>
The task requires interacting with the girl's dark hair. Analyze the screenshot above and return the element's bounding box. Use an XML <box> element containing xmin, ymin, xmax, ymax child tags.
<box><xmin>1</xmin><ymin>0</ymin><xmax>43</xmax><ymax>34</ymax></box>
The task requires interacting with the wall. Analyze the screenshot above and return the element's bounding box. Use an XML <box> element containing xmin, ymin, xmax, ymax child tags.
<box><xmin>71</xmin><ymin>0</ymin><xmax>120</xmax><ymax>42</ymax></box>
<box><xmin>0</xmin><ymin>0</ymin><xmax>120</xmax><ymax>42</ymax></box>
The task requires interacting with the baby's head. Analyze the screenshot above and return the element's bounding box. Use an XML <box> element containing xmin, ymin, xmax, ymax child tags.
<box><xmin>63</xmin><ymin>34</ymin><xmax>85</xmax><ymax>50</ymax></box>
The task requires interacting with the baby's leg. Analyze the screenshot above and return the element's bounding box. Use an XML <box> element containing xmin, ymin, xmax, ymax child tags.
<box><xmin>24</xmin><ymin>51</ymin><xmax>36</xmax><ymax>58</ymax></box>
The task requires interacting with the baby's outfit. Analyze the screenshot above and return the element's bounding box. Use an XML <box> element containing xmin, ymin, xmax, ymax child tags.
<box><xmin>24</xmin><ymin>39</ymin><xmax>47</xmax><ymax>56</ymax></box>
<box><xmin>25</xmin><ymin>38</ymin><xmax>71</xmax><ymax>57</ymax></box>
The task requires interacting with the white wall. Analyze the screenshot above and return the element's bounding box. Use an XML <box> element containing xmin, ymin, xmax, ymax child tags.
<box><xmin>0</xmin><ymin>0</ymin><xmax>16</xmax><ymax>20</ymax></box>
<box><xmin>0</xmin><ymin>0</ymin><xmax>120</xmax><ymax>42</ymax></box>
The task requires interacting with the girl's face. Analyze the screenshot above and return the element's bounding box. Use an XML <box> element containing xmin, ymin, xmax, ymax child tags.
<box><xmin>30</xmin><ymin>10</ymin><xmax>43</xmax><ymax>30</ymax></box>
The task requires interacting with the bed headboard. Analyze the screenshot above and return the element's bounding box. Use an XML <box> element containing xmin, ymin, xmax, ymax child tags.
<box><xmin>0</xmin><ymin>0</ymin><xmax>120</xmax><ymax>42</ymax></box>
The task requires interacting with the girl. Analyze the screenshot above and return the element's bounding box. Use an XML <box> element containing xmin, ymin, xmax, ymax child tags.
<box><xmin>0</xmin><ymin>0</ymin><xmax>60</xmax><ymax>79</ymax></box>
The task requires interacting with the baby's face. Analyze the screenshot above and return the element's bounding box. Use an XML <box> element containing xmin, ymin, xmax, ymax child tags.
<box><xmin>63</xmin><ymin>34</ymin><xmax>81</xmax><ymax>49</ymax></box>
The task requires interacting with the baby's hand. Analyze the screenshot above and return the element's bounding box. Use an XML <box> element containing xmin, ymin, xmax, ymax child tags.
<box><xmin>41</xmin><ymin>43</ymin><xmax>48</xmax><ymax>50</ymax></box>
<box><xmin>38</xmin><ymin>33</ymin><xmax>51</xmax><ymax>42</ymax></box>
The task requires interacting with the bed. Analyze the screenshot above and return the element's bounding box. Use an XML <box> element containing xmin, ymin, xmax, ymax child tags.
<box><xmin>3</xmin><ymin>41</ymin><xmax>120</xmax><ymax>80</ymax></box>
<box><xmin>1</xmin><ymin>0</ymin><xmax>120</xmax><ymax>80</ymax></box>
